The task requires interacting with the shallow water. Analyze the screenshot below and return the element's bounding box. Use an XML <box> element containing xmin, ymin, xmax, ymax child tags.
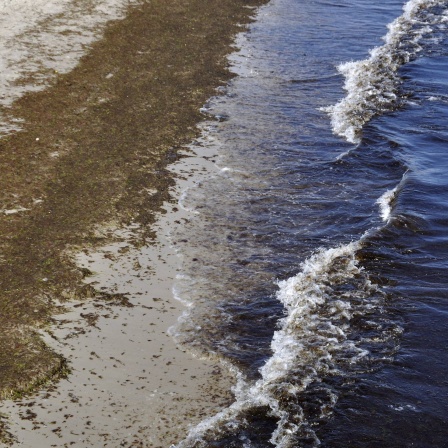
<box><xmin>170</xmin><ymin>0</ymin><xmax>448</xmax><ymax>446</ymax></box>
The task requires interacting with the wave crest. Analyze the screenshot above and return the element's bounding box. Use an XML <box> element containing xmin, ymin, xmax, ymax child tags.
<box><xmin>174</xmin><ymin>238</ymin><xmax>400</xmax><ymax>447</ymax></box>
<box><xmin>322</xmin><ymin>0</ymin><xmax>448</xmax><ymax>143</ymax></box>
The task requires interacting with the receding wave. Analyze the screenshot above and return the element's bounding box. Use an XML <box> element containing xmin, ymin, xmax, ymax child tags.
<box><xmin>322</xmin><ymin>0</ymin><xmax>448</xmax><ymax>143</ymax></box>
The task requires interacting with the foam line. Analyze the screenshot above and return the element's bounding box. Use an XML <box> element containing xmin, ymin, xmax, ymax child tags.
<box><xmin>322</xmin><ymin>0</ymin><xmax>448</xmax><ymax>143</ymax></box>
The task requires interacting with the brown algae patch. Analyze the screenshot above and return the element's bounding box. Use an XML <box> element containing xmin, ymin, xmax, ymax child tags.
<box><xmin>0</xmin><ymin>222</ymin><xmax>234</xmax><ymax>447</ymax></box>
<box><xmin>0</xmin><ymin>0</ymin><xmax>268</xmax><ymax>439</ymax></box>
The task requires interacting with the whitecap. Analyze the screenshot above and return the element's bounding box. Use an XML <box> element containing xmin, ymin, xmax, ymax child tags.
<box><xmin>322</xmin><ymin>0</ymin><xmax>448</xmax><ymax>144</ymax></box>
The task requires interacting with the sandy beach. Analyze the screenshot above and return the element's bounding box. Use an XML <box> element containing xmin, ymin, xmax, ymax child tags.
<box><xmin>0</xmin><ymin>0</ymin><xmax>266</xmax><ymax>445</ymax></box>
<box><xmin>1</xmin><ymin>144</ymin><xmax>234</xmax><ymax>447</ymax></box>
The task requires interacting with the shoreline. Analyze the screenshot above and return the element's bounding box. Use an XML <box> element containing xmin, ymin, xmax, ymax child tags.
<box><xmin>0</xmin><ymin>0</ymin><xmax>267</xmax><ymax>444</ymax></box>
<box><xmin>0</xmin><ymin>142</ymin><xmax>235</xmax><ymax>446</ymax></box>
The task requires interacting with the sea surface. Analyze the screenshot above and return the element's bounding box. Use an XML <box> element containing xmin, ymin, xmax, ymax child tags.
<box><xmin>170</xmin><ymin>0</ymin><xmax>448</xmax><ymax>446</ymax></box>
<box><xmin>1</xmin><ymin>0</ymin><xmax>448</xmax><ymax>447</ymax></box>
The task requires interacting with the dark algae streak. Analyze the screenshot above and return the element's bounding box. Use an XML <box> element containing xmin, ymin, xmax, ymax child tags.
<box><xmin>0</xmin><ymin>0</ymin><xmax>267</xmax><ymax>428</ymax></box>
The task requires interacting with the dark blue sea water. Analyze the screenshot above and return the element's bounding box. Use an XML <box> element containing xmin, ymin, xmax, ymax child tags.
<box><xmin>171</xmin><ymin>0</ymin><xmax>448</xmax><ymax>446</ymax></box>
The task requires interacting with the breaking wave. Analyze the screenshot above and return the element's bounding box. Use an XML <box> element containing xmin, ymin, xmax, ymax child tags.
<box><xmin>322</xmin><ymin>0</ymin><xmax>448</xmax><ymax>143</ymax></box>
<box><xmin>173</xmin><ymin>192</ymin><xmax>402</xmax><ymax>447</ymax></box>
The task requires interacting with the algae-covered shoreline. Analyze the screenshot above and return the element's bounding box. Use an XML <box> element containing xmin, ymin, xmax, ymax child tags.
<box><xmin>0</xmin><ymin>0</ymin><xmax>267</xmax><ymax>442</ymax></box>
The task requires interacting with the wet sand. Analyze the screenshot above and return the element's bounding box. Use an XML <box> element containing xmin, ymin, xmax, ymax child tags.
<box><xmin>1</xmin><ymin>144</ymin><xmax>234</xmax><ymax>447</ymax></box>
<box><xmin>0</xmin><ymin>0</ymin><xmax>267</xmax><ymax>445</ymax></box>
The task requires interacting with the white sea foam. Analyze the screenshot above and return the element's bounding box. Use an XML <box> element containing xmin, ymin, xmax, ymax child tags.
<box><xmin>377</xmin><ymin>187</ymin><xmax>398</xmax><ymax>222</ymax></box>
<box><xmin>261</xmin><ymin>242</ymin><xmax>369</xmax><ymax>446</ymax></box>
<box><xmin>428</xmin><ymin>95</ymin><xmax>448</xmax><ymax>102</ymax></box>
<box><xmin>171</xmin><ymin>0</ymin><xmax>416</xmax><ymax>443</ymax></box>
<box><xmin>0</xmin><ymin>0</ymin><xmax>139</xmax><ymax>135</ymax></box>
<box><xmin>173</xmin><ymin>177</ymin><xmax>406</xmax><ymax>447</ymax></box>
<box><xmin>322</xmin><ymin>0</ymin><xmax>448</xmax><ymax>143</ymax></box>
<box><xmin>377</xmin><ymin>172</ymin><xmax>408</xmax><ymax>223</ymax></box>
<box><xmin>174</xmin><ymin>240</ymin><xmax>386</xmax><ymax>447</ymax></box>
